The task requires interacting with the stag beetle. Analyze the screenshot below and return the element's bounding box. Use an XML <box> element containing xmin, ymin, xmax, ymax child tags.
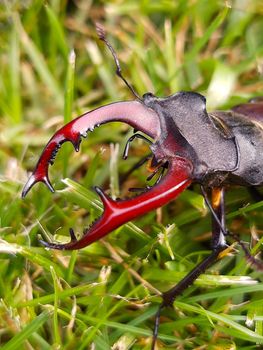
<box><xmin>22</xmin><ymin>25</ymin><xmax>263</xmax><ymax>349</ymax></box>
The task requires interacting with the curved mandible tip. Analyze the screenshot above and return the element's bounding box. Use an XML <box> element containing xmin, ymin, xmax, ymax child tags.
<box><xmin>22</xmin><ymin>100</ymin><xmax>161</xmax><ymax>198</ymax></box>
<box><xmin>22</xmin><ymin>174</ymin><xmax>54</xmax><ymax>198</ymax></box>
<box><xmin>39</xmin><ymin>158</ymin><xmax>193</xmax><ymax>250</ymax></box>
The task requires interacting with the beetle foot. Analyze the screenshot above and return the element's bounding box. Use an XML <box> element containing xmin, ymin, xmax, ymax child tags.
<box><xmin>227</xmin><ymin>231</ymin><xmax>263</xmax><ymax>271</ymax></box>
<box><xmin>22</xmin><ymin>130</ymin><xmax>82</xmax><ymax>198</ymax></box>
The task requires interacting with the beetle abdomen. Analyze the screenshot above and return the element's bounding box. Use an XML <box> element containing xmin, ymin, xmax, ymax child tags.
<box><xmin>215</xmin><ymin>111</ymin><xmax>263</xmax><ymax>186</ymax></box>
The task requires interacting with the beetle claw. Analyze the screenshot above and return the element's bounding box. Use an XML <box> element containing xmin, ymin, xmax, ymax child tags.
<box><xmin>73</xmin><ymin>137</ymin><xmax>81</xmax><ymax>152</ymax></box>
<box><xmin>39</xmin><ymin>227</ymin><xmax>78</xmax><ymax>250</ymax></box>
<box><xmin>94</xmin><ymin>186</ymin><xmax>115</xmax><ymax>210</ymax></box>
<box><xmin>43</xmin><ymin>176</ymin><xmax>55</xmax><ymax>193</ymax></box>
<box><xmin>39</xmin><ymin>239</ymin><xmax>65</xmax><ymax>250</ymax></box>
<box><xmin>22</xmin><ymin>101</ymin><xmax>161</xmax><ymax>199</ymax></box>
<box><xmin>22</xmin><ymin>174</ymin><xmax>54</xmax><ymax>198</ymax></box>
<box><xmin>22</xmin><ymin>99</ymin><xmax>193</xmax><ymax>251</ymax></box>
<box><xmin>35</xmin><ymin>159</ymin><xmax>192</xmax><ymax>250</ymax></box>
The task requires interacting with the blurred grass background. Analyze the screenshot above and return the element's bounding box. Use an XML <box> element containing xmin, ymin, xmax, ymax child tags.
<box><xmin>0</xmin><ymin>0</ymin><xmax>263</xmax><ymax>349</ymax></box>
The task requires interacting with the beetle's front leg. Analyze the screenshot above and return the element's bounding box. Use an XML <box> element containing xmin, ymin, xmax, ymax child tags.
<box><xmin>122</xmin><ymin>133</ymin><xmax>152</xmax><ymax>160</ymax></box>
<box><xmin>119</xmin><ymin>153</ymin><xmax>152</xmax><ymax>185</ymax></box>
<box><xmin>151</xmin><ymin>187</ymin><xmax>227</xmax><ymax>349</ymax></box>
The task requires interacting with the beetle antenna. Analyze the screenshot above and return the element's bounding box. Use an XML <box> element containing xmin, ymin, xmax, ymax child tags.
<box><xmin>96</xmin><ymin>23</ymin><xmax>142</xmax><ymax>101</ymax></box>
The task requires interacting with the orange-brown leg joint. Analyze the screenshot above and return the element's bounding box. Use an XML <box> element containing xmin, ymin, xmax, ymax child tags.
<box><xmin>211</xmin><ymin>187</ymin><xmax>223</xmax><ymax>211</ymax></box>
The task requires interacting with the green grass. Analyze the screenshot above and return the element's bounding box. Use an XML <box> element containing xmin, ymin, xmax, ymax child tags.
<box><xmin>0</xmin><ymin>0</ymin><xmax>263</xmax><ymax>349</ymax></box>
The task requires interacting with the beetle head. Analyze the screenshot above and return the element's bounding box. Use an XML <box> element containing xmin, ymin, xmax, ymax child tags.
<box><xmin>22</xmin><ymin>97</ymin><xmax>193</xmax><ymax>250</ymax></box>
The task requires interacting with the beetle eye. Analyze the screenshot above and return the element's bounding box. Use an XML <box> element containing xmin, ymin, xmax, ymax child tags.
<box><xmin>143</xmin><ymin>92</ymin><xmax>156</xmax><ymax>104</ymax></box>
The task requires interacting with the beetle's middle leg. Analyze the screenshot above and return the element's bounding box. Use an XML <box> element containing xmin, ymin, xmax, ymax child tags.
<box><xmin>201</xmin><ymin>186</ymin><xmax>263</xmax><ymax>270</ymax></box>
<box><xmin>151</xmin><ymin>187</ymin><xmax>227</xmax><ymax>350</ymax></box>
<box><xmin>119</xmin><ymin>153</ymin><xmax>152</xmax><ymax>186</ymax></box>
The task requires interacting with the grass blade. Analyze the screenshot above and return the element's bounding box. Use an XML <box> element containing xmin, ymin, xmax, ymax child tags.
<box><xmin>1</xmin><ymin>311</ymin><xmax>50</xmax><ymax>350</ymax></box>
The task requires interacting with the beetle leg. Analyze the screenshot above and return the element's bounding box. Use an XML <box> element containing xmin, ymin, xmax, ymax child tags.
<box><xmin>38</xmin><ymin>158</ymin><xmax>192</xmax><ymax>250</ymax></box>
<box><xmin>122</xmin><ymin>133</ymin><xmax>152</xmax><ymax>160</ymax></box>
<box><xmin>147</xmin><ymin>161</ymin><xmax>168</xmax><ymax>182</ymax></box>
<box><xmin>201</xmin><ymin>186</ymin><xmax>227</xmax><ymax>243</ymax></box>
<box><xmin>151</xmin><ymin>187</ymin><xmax>227</xmax><ymax>349</ymax></box>
<box><xmin>201</xmin><ymin>187</ymin><xmax>263</xmax><ymax>271</ymax></box>
<box><xmin>128</xmin><ymin>161</ymin><xmax>168</xmax><ymax>193</ymax></box>
<box><xmin>248</xmin><ymin>187</ymin><xmax>263</xmax><ymax>202</ymax></box>
<box><xmin>120</xmin><ymin>153</ymin><xmax>152</xmax><ymax>185</ymax></box>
